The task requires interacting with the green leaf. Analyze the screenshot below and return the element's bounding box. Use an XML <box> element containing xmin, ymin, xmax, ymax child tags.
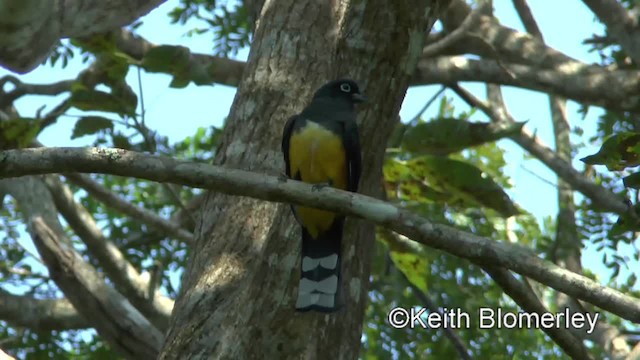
<box><xmin>379</xmin><ymin>231</ymin><xmax>430</xmax><ymax>293</ymax></box>
<box><xmin>383</xmin><ymin>158</ymin><xmax>466</xmax><ymax>206</ymax></box>
<box><xmin>0</xmin><ymin>118</ymin><xmax>42</xmax><ymax>148</ymax></box>
<box><xmin>141</xmin><ymin>45</ymin><xmax>214</xmax><ymax>87</ymax></box>
<box><xmin>70</xmin><ymin>89</ymin><xmax>136</xmax><ymax>117</ymax></box>
<box><xmin>581</xmin><ymin>132</ymin><xmax>640</xmax><ymax>170</ymax></box>
<box><xmin>623</xmin><ymin>172</ymin><xmax>640</xmax><ymax>188</ymax></box>
<box><xmin>112</xmin><ymin>133</ymin><xmax>132</xmax><ymax>150</ymax></box>
<box><xmin>402</xmin><ymin>118</ymin><xmax>525</xmax><ymax>155</ymax></box>
<box><xmin>141</xmin><ymin>45</ymin><xmax>191</xmax><ymax>73</ymax></box>
<box><xmin>407</xmin><ymin>156</ymin><xmax>520</xmax><ymax>217</ymax></box>
<box><xmin>71</xmin><ymin>116</ymin><xmax>114</xmax><ymax>139</ymax></box>
<box><xmin>169</xmin><ymin>75</ymin><xmax>190</xmax><ymax>89</ymax></box>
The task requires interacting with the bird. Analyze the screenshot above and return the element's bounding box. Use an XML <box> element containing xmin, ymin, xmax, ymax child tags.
<box><xmin>281</xmin><ymin>79</ymin><xmax>365</xmax><ymax>312</ymax></box>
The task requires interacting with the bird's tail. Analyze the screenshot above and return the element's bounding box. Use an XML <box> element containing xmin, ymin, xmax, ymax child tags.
<box><xmin>295</xmin><ymin>220</ymin><xmax>343</xmax><ymax>312</ymax></box>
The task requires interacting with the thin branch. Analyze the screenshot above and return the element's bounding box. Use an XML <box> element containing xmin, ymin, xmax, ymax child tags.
<box><xmin>2</xmin><ymin>147</ymin><xmax>640</xmax><ymax>323</ymax></box>
<box><xmin>582</xmin><ymin>0</ymin><xmax>640</xmax><ymax>65</ymax></box>
<box><xmin>112</xmin><ymin>28</ymin><xmax>245</xmax><ymax>88</ymax></box>
<box><xmin>409</xmin><ymin>86</ymin><xmax>446</xmax><ymax>124</ymax></box>
<box><xmin>513</xmin><ymin>2</ymin><xmax>608</xmax><ymax>349</ymax></box>
<box><xmin>42</xmin><ymin>175</ymin><xmax>173</xmax><ymax>330</ymax></box>
<box><xmin>519</xmin><ymin>164</ymin><xmax>557</xmax><ymax>189</ymax></box>
<box><xmin>401</xmin><ymin>271</ymin><xmax>472</xmax><ymax>360</ymax></box>
<box><xmin>483</xmin><ymin>266</ymin><xmax>592</xmax><ymax>360</ymax></box>
<box><xmin>64</xmin><ymin>173</ymin><xmax>193</xmax><ymax>243</ymax></box>
<box><xmin>0</xmin><ymin>75</ymin><xmax>73</xmax><ymax>107</ymax></box>
<box><xmin>111</xmin><ymin>29</ymin><xmax>640</xmax><ymax>114</ymax></box>
<box><xmin>422</xmin><ymin>0</ymin><xmax>488</xmax><ymax>58</ymax></box>
<box><xmin>30</xmin><ymin>216</ymin><xmax>163</xmax><ymax>359</ymax></box>
<box><xmin>449</xmin><ymin>83</ymin><xmax>630</xmax><ymax>215</ymax></box>
<box><xmin>511</xmin><ymin>0</ymin><xmax>543</xmax><ymax>39</ymax></box>
<box><xmin>381</xmin><ymin>230</ymin><xmax>472</xmax><ymax>359</ymax></box>
<box><xmin>415</xmin><ymin>56</ymin><xmax>640</xmax><ymax>113</ymax></box>
<box><xmin>0</xmin><ymin>288</ymin><xmax>87</xmax><ymax>331</ymax></box>
<box><xmin>440</xmin><ymin>0</ymin><xmax>590</xmax><ymax>71</ymax></box>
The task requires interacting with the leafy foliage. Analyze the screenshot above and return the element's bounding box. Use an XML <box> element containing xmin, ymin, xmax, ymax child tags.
<box><xmin>581</xmin><ymin>132</ymin><xmax>640</xmax><ymax>171</ymax></box>
<box><xmin>0</xmin><ymin>118</ymin><xmax>42</xmax><ymax>149</ymax></box>
<box><xmin>2</xmin><ymin>0</ymin><xmax>637</xmax><ymax>359</ymax></box>
<box><xmin>71</xmin><ymin>117</ymin><xmax>115</xmax><ymax>139</ymax></box>
<box><xmin>168</xmin><ymin>0</ymin><xmax>251</xmax><ymax>56</ymax></box>
<box><xmin>401</xmin><ymin>118</ymin><xmax>525</xmax><ymax>156</ymax></box>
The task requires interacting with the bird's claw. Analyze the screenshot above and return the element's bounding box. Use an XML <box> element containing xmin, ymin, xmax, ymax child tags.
<box><xmin>311</xmin><ymin>181</ymin><xmax>332</xmax><ymax>191</ymax></box>
<box><xmin>278</xmin><ymin>172</ymin><xmax>289</xmax><ymax>182</ymax></box>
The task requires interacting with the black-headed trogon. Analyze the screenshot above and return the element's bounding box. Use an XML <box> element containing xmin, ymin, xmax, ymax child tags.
<box><xmin>281</xmin><ymin>79</ymin><xmax>365</xmax><ymax>312</ymax></box>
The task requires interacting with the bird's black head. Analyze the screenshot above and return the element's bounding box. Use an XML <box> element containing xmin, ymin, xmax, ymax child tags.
<box><xmin>312</xmin><ymin>79</ymin><xmax>367</xmax><ymax>104</ymax></box>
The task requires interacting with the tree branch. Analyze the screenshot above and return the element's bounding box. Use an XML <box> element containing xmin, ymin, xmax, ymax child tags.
<box><xmin>42</xmin><ymin>175</ymin><xmax>173</xmax><ymax>330</ymax></box>
<box><xmin>116</xmin><ymin>26</ymin><xmax>640</xmax><ymax>114</ymax></box>
<box><xmin>509</xmin><ymin>3</ymin><xmax>632</xmax><ymax>355</ymax></box>
<box><xmin>416</xmin><ymin>56</ymin><xmax>640</xmax><ymax>113</ymax></box>
<box><xmin>0</xmin><ymin>0</ymin><xmax>166</xmax><ymax>73</ymax></box>
<box><xmin>29</xmin><ymin>216</ymin><xmax>163</xmax><ymax>359</ymax></box>
<box><xmin>1</xmin><ymin>147</ymin><xmax>640</xmax><ymax>323</ymax></box>
<box><xmin>112</xmin><ymin>29</ymin><xmax>245</xmax><ymax>88</ymax></box>
<box><xmin>450</xmin><ymin>83</ymin><xmax>629</xmax><ymax>215</ymax></box>
<box><xmin>440</xmin><ymin>0</ymin><xmax>588</xmax><ymax>70</ymax></box>
<box><xmin>64</xmin><ymin>173</ymin><xmax>193</xmax><ymax>243</ymax></box>
<box><xmin>421</xmin><ymin>0</ymin><xmax>488</xmax><ymax>58</ymax></box>
<box><xmin>0</xmin><ymin>288</ymin><xmax>87</xmax><ymax>331</ymax></box>
<box><xmin>0</xmin><ymin>75</ymin><xmax>73</xmax><ymax>107</ymax></box>
<box><xmin>483</xmin><ymin>266</ymin><xmax>592</xmax><ymax>360</ymax></box>
<box><xmin>582</xmin><ymin>0</ymin><xmax>640</xmax><ymax>65</ymax></box>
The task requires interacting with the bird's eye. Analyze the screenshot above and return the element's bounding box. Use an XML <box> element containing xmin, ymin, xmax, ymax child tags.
<box><xmin>340</xmin><ymin>83</ymin><xmax>351</xmax><ymax>93</ymax></box>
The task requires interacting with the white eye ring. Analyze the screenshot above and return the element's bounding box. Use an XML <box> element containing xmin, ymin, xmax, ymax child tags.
<box><xmin>340</xmin><ymin>83</ymin><xmax>351</xmax><ymax>92</ymax></box>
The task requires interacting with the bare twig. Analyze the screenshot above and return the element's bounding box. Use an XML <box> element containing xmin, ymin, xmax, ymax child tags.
<box><xmin>422</xmin><ymin>0</ymin><xmax>488</xmax><ymax>58</ymax></box>
<box><xmin>64</xmin><ymin>173</ymin><xmax>193</xmax><ymax>243</ymax></box>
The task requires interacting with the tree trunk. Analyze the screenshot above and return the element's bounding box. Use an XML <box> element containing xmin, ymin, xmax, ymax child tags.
<box><xmin>159</xmin><ymin>1</ymin><xmax>446</xmax><ymax>358</ymax></box>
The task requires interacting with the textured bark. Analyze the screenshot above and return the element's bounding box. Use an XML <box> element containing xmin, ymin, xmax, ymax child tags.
<box><xmin>157</xmin><ymin>0</ymin><xmax>443</xmax><ymax>358</ymax></box>
<box><xmin>29</xmin><ymin>217</ymin><xmax>163</xmax><ymax>359</ymax></box>
<box><xmin>415</xmin><ymin>56</ymin><xmax>640</xmax><ymax>113</ymax></box>
<box><xmin>42</xmin><ymin>175</ymin><xmax>174</xmax><ymax>330</ymax></box>
<box><xmin>0</xmin><ymin>0</ymin><xmax>165</xmax><ymax>73</ymax></box>
<box><xmin>582</xmin><ymin>0</ymin><xmax>640</xmax><ymax>65</ymax></box>
<box><xmin>0</xmin><ymin>289</ymin><xmax>87</xmax><ymax>331</ymax></box>
<box><xmin>64</xmin><ymin>173</ymin><xmax>193</xmax><ymax>243</ymax></box>
<box><xmin>483</xmin><ymin>266</ymin><xmax>592</xmax><ymax>360</ymax></box>
<box><xmin>3</xmin><ymin>147</ymin><xmax>640</xmax><ymax>323</ymax></box>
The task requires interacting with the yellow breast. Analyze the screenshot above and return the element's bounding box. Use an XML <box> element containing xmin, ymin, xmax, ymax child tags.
<box><xmin>288</xmin><ymin>121</ymin><xmax>347</xmax><ymax>238</ymax></box>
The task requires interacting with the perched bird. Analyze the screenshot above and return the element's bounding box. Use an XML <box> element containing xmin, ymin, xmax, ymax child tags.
<box><xmin>281</xmin><ymin>79</ymin><xmax>365</xmax><ymax>312</ymax></box>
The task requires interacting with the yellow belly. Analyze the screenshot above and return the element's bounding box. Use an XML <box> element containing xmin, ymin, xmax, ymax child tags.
<box><xmin>289</xmin><ymin>121</ymin><xmax>347</xmax><ymax>238</ymax></box>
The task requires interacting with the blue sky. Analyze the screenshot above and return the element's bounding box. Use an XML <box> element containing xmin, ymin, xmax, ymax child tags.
<box><xmin>1</xmin><ymin>0</ymin><xmax>631</xmax><ymax>296</ymax></box>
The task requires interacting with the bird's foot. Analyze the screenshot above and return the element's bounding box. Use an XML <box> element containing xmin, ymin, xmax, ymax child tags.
<box><xmin>311</xmin><ymin>181</ymin><xmax>332</xmax><ymax>191</ymax></box>
<box><xmin>278</xmin><ymin>172</ymin><xmax>289</xmax><ymax>182</ymax></box>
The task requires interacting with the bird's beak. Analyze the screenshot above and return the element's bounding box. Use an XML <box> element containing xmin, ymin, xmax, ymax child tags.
<box><xmin>352</xmin><ymin>93</ymin><xmax>367</xmax><ymax>103</ymax></box>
